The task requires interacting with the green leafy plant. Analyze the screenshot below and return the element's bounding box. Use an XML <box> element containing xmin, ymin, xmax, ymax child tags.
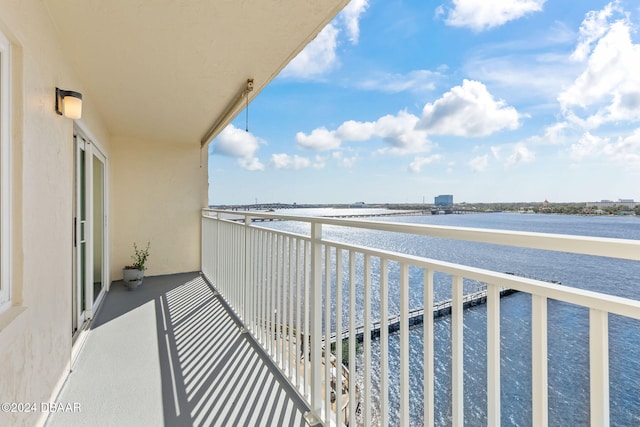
<box><xmin>125</xmin><ymin>241</ymin><xmax>150</xmax><ymax>271</ymax></box>
<box><xmin>330</xmin><ymin>339</ymin><xmax>361</xmax><ymax>368</ymax></box>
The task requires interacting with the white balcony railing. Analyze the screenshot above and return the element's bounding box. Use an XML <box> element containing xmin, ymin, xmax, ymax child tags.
<box><xmin>201</xmin><ymin>209</ymin><xmax>640</xmax><ymax>426</ymax></box>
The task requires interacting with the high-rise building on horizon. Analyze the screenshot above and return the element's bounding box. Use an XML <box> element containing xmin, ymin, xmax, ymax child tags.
<box><xmin>435</xmin><ymin>194</ymin><xmax>453</xmax><ymax>206</ymax></box>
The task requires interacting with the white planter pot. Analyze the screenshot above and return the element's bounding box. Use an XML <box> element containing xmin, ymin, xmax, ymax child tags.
<box><xmin>123</xmin><ymin>268</ymin><xmax>144</xmax><ymax>290</ymax></box>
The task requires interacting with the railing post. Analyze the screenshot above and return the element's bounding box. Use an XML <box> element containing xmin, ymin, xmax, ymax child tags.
<box><xmin>590</xmin><ymin>309</ymin><xmax>610</xmax><ymax>427</ymax></box>
<box><xmin>532</xmin><ymin>295</ymin><xmax>548</xmax><ymax>427</ymax></box>
<box><xmin>424</xmin><ymin>269</ymin><xmax>434</xmax><ymax>427</ymax></box>
<box><xmin>309</xmin><ymin>222</ymin><xmax>323</xmax><ymax>422</ymax></box>
<box><xmin>324</xmin><ymin>246</ymin><xmax>331</xmax><ymax>424</ymax></box>
<box><xmin>215</xmin><ymin>211</ymin><xmax>222</xmax><ymax>287</ymax></box>
<box><xmin>380</xmin><ymin>260</ymin><xmax>389</xmax><ymax>427</ymax></box>
<box><xmin>243</xmin><ymin>215</ymin><xmax>251</xmax><ymax>327</ymax></box>
<box><xmin>487</xmin><ymin>283</ymin><xmax>501</xmax><ymax>426</ymax></box>
<box><xmin>451</xmin><ymin>275</ymin><xmax>464</xmax><ymax>427</ymax></box>
<box><xmin>335</xmin><ymin>248</ymin><xmax>343</xmax><ymax>427</ymax></box>
<box><xmin>348</xmin><ymin>251</ymin><xmax>356</xmax><ymax>426</ymax></box>
<box><xmin>400</xmin><ymin>263</ymin><xmax>410</xmax><ymax>427</ymax></box>
<box><xmin>276</xmin><ymin>234</ymin><xmax>283</xmax><ymax>367</ymax></box>
<box><xmin>201</xmin><ymin>212</ymin><xmax>205</xmax><ymax>274</ymax></box>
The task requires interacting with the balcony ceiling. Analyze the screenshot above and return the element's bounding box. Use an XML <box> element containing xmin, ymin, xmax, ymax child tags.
<box><xmin>44</xmin><ymin>0</ymin><xmax>348</xmax><ymax>145</ymax></box>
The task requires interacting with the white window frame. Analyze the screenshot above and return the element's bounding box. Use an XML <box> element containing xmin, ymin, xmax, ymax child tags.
<box><xmin>0</xmin><ymin>30</ymin><xmax>12</xmax><ymax>312</ymax></box>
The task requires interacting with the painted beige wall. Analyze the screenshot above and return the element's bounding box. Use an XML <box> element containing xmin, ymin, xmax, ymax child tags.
<box><xmin>0</xmin><ymin>2</ymin><xmax>207</xmax><ymax>423</ymax></box>
<box><xmin>110</xmin><ymin>135</ymin><xmax>207</xmax><ymax>281</ymax></box>
<box><xmin>0</xmin><ymin>1</ymin><xmax>111</xmax><ymax>426</ymax></box>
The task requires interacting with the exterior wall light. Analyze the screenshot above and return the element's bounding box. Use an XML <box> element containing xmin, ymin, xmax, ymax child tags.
<box><xmin>55</xmin><ymin>87</ymin><xmax>83</xmax><ymax>119</ymax></box>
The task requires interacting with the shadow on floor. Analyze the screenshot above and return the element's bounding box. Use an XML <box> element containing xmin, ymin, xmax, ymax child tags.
<box><xmin>51</xmin><ymin>272</ymin><xmax>311</xmax><ymax>427</ymax></box>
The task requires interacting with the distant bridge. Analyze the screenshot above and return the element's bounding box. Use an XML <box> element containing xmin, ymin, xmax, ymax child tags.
<box><xmin>430</xmin><ymin>208</ymin><xmax>499</xmax><ymax>215</ymax></box>
<box><xmin>215</xmin><ymin>206</ymin><xmax>498</xmax><ymax>222</ymax></box>
<box><xmin>320</xmin><ymin>209</ymin><xmax>496</xmax><ymax>218</ymax></box>
<box><xmin>321</xmin><ymin>210</ymin><xmax>428</xmax><ymax>219</ymax></box>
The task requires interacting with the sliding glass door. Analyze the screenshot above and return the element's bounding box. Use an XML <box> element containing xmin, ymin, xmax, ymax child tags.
<box><xmin>72</xmin><ymin>128</ymin><xmax>107</xmax><ymax>337</ymax></box>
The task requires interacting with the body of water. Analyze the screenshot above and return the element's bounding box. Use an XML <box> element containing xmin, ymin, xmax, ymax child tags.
<box><xmin>259</xmin><ymin>210</ymin><xmax>640</xmax><ymax>426</ymax></box>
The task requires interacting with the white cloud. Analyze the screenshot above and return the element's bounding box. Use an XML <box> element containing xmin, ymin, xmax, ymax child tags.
<box><xmin>408</xmin><ymin>155</ymin><xmax>443</xmax><ymax>172</ymax></box>
<box><xmin>541</xmin><ymin>122</ymin><xmax>570</xmax><ymax>145</ymax></box>
<box><xmin>418</xmin><ymin>79</ymin><xmax>521</xmax><ymax>137</ymax></box>
<box><xmin>571</xmin><ymin>1</ymin><xmax>621</xmax><ymax>62</ymax></box>
<box><xmin>336</xmin><ymin>120</ymin><xmax>376</xmax><ymax>141</ymax></box>
<box><xmin>446</xmin><ymin>161</ymin><xmax>455</xmax><ymax>173</ymax></box>
<box><xmin>504</xmin><ymin>143</ymin><xmax>535</xmax><ymax>167</ymax></box>
<box><xmin>341</xmin><ymin>0</ymin><xmax>369</xmax><ymax>44</ymax></box>
<box><xmin>238</xmin><ymin>157</ymin><xmax>265</xmax><ymax>171</ymax></box>
<box><xmin>570</xmin><ymin>130</ymin><xmax>640</xmax><ymax>167</ymax></box>
<box><xmin>491</xmin><ymin>142</ymin><xmax>534</xmax><ymax>167</ymax></box>
<box><xmin>281</xmin><ymin>24</ymin><xmax>340</xmax><ymax>79</ymax></box>
<box><xmin>441</xmin><ymin>0</ymin><xmax>546</xmax><ymax>32</ymax></box>
<box><xmin>374</xmin><ymin>111</ymin><xmax>433</xmax><ymax>154</ymax></box>
<box><xmin>613</xmin><ymin>130</ymin><xmax>640</xmax><ymax>167</ymax></box>
<box><xmin>304</xmin><ymin>111</ymin><xmax>433</xmax><ymax>155</ymax></box>
<box><xmin>469</xmin><ymin>154</ymin><xmax>489</xmax><ymax>172</ymax></box>
<box><xmin>296</xmin><ymin>127</ymin><xmax>342</xmax><ymax>151</ymax></box>
<box><xmin>313</xmin><ymin>155</ymin><xmax>327</xmax><ymax>169</ymax></box>
<box><xmin>355</xmin><ymin>69</ymin><xmax>441</xmax><ymax>93</ymax></box>
<box><xmin>269</xmin><ymin>154</ymin><xmax>313</xmax><ymax>170</ymax></box>
<box><xmin>570</xmin><ymin>132</ymin><xmax>610</xmax><ymax>161</ymax></box>
<box><xmin>559</xmin><ymin>5</ymin><xmax>640</xmax><ymax>128</ymax></box>
<box><xmin>281</xmin><ymin>0</ymin><xmax>369</xmax><ymax>80</ymax></box>
<box><xmin>465</xmin><ymin>53</ymin><xmax>581</xmax><ymax>104</ymax></box>
<box><xmin>332</xmin><ymin>152</ymin><xmax>358</xmax><ymax>168</ymax></box>
<box><xmin>213</xmin><ymin>124</ymin><xmax>263</xmax><ymax>158</ymax></box>
<box><xmin>502</xmin><ymin>122</ymin><xmax>571</xmax><ymax>156</ymax></box>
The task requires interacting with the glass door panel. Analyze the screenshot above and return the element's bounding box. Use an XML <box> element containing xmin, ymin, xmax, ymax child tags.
<box><xmin>73</xmin><ymin>135</ymin><xmax>87</xmax><ymax>335</ymax></box>
<box><xmin>92</xmin><ymin>153</ymin><xmax>105</xmax><ymax>303</ymax></box>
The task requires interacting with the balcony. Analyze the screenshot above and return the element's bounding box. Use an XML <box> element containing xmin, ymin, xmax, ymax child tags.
<box><xmin>47</xmin><ymin>272</ymin><xmax>311</xmax><ymax>427</ymax></box>
<box><xmin>49</xmin><ymin>209</ymin><xmax>640</xmax><ymax>426</ymax></box>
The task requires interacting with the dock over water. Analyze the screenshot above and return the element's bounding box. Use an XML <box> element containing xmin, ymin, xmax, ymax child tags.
<box><xmin>328</xmin><ymin>286</ymin><xmax>518</xmax><ymax>344</ymax></box>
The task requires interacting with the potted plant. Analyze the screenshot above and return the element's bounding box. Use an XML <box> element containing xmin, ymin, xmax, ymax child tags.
<box><xmin>122</xmin><ymin>242</ymin><xmax>150</xmax><ymax>290</ymax></box>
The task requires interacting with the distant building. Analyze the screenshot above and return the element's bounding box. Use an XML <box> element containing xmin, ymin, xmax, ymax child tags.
<box><xmin>586</xmin><ymin>199</ymin><xmax>637</xmax><ymax>209</ymax></box>
<box><xmin>434</xmin><ymin>194</ymin><xmax>453</xmax><ymax>206</ymax></box>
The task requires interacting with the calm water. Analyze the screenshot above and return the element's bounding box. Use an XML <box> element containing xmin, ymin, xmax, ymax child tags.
<box><xmin>260</xmin><ymin>210</ymin><xmax>640</xmax><ymax>426</ymax></box>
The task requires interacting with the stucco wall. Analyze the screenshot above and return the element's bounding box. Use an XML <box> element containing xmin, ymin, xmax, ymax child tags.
<box><xmin>0</xmin><ymin>1</ymin><xmax>110</xmax><ymax>426</ymax></box>
<box><xmin>110</xmin><ymin>135</ymin><xmax>207</xmax><ymax>281</ymax></box>
<box><xmin>0</xmin><ymin>1</ymin><xmax>208</xmax><ymax>425</ymax></box>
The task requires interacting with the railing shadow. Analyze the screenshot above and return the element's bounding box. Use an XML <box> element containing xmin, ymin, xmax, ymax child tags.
<box><xmin>153</xmin><ymin>273</ymin><xmax>310</xmax><ymax>427</ymax></box>
<box><xmin>90</xmin><ymin>272</ymin><xmax>309</xmax><ymax>427</ymax></box>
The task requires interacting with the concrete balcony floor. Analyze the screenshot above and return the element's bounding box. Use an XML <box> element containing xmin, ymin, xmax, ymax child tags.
<box><xmin>46</xmin><ymin>272</ymin><xmax>311</xmax><ymax>427</ymax></box>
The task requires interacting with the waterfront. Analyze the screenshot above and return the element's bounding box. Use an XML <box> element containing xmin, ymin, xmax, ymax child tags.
<box><xmin>260</xmin><ymin>210</ymin><xmax>640</xmax><ymax>426</ymax></box>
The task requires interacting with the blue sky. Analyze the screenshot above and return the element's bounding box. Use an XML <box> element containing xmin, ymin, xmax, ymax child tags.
<box><xmin>208</xmin><ymin>0</ymin><xmax>640</xmax><ymax>205</ymax></box>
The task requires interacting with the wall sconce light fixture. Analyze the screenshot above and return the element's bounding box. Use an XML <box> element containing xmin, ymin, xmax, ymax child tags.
<box><xmin>55</xmin><ymin>87</ymin><xmax>83</xmax><ymax>119</ymax></box>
